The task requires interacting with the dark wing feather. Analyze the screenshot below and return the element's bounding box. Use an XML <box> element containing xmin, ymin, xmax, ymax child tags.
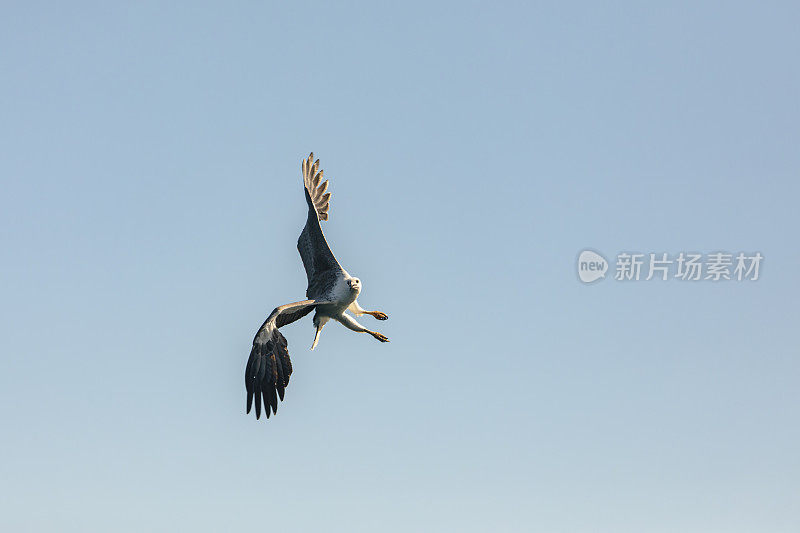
<box><xmin>275</xmin><ymin>304</ymin><xmax>315</xmax><ymax>328</ymax></box>
<box><xmin>245</xmin><ymin>329</ymin><xmax>286</xmax><ymax>419</ymax></box>
<box><xmin>245</xmin><ymin>299</ymin><xmax>326</xmax><ymax>420</ymax></box>
<box><xmin>305</xmin><ymin>269</ymin><xmax>340</xmax><ymax>301</ymax></box>
<box><xmin>297</xmin><ymin>153</ymin><xmax>342</xmax><ymax>295</ymax></box>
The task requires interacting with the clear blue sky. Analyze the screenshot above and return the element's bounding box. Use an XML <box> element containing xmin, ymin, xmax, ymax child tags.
<box><xmin>1</xmin><ymin>2</ymin><xmax>798</xmax><ymax>532</ymax></box>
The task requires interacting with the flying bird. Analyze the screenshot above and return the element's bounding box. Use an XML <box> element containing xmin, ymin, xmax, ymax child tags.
<box><xmin>244</xmin><ymin>153</ymin><xmax>390</xmax><ymax>419</ymax></box>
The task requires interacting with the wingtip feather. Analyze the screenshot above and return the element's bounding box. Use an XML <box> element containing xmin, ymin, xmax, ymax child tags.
<box><xmin>246</xmin><ymin>328</ymin><xmax>293</xmax><ymax>421</ymax></box>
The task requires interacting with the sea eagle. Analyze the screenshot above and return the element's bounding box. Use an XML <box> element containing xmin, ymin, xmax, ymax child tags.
<box><xmin>244</xmin><ymin>153</ymin><xmax>389</xmax><ymax>419</ymax></box>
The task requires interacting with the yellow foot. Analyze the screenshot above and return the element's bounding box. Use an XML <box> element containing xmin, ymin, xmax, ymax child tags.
<box><xmin>370</xmin><ymin>331</ymin><xmax>389</xmax><ymax>342</ymax></box>
<box><xmin>370</xmin><ymin>311</ymin><xmax>388</xmax><ymax>321</ymax></box>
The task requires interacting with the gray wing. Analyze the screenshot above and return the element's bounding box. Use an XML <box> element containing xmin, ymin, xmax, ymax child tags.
<box><xmin>296</xmin><ymin>153</ymin><xmax>343</xmax><ymax>299</ymax></box>
<box><xmin>245</xmin><ymin>299</ymin><xmax>327</xmax><ymax>419</ymax></box>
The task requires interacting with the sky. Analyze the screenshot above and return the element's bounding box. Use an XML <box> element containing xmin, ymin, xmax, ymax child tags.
<box><xmin>1</xmin><ymin>1</ymin><xmax>798</xmax><ymax>532</ymax></box>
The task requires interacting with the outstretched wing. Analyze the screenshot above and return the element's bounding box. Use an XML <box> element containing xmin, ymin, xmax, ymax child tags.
<box><xmin>297</xmin><ymin>153</ymin><xmax>342</xmax><ymax>298</ymax></box>
<box><xmin>302</xmin><ymin>152</ymin><xmax>331</xmax><ymax>221</ymax></box>
<box><xmin>245</xmin><ymin>299</ymin><xmax>322</xmax><ymax>419</ymax></box>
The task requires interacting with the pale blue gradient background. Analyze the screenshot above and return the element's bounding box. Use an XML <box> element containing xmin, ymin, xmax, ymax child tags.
<box><xmin>1</xmin><ymin>2</ymin><xmax>798</xmax><ymax>532</ymax></box>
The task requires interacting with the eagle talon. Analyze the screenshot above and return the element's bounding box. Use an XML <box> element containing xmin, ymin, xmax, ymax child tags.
<box><xmin>372</xmin><ymin>311</ymin><xmax>388</xmax><ymax>321</ymax></box>
<box><xmin>370</xmin><ymin>332</ymin><xmax>389</xmax><ymax>343</ymax></box>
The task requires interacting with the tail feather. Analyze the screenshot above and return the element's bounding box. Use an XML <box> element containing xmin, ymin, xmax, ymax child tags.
<box><xmin>310</xmin><ymin>314</ymin><xmax>328</xmax><ymax>350</ymax></box>
<box><xmin>311</xmin><ymin>326</ymin><xmax>322</xmax><ymax>350</ymax></box>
